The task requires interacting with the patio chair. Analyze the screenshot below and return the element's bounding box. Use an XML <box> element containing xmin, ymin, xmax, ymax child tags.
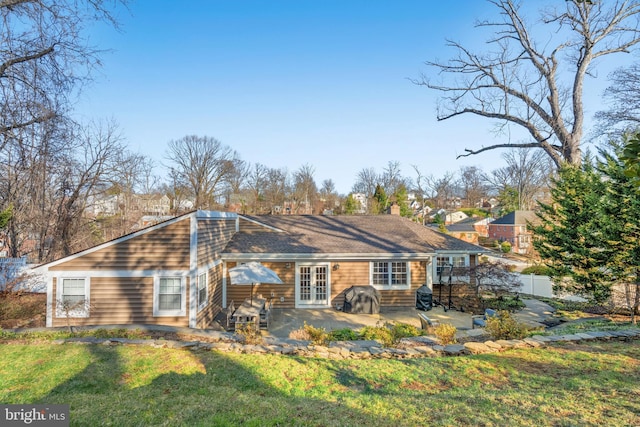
<box><xmin>225</xmin><ymin>300</ymin><xmax>236</xmax><ymax>331</ymax></box>
<box><xmin>472</xmin><ymin>308</ymin><xmax>497</xmax><ymax>329</ymax></box>
<box><xmin>259</xmin><ymin>299</ymin><xmax>272</xmax><ymax>330</ymax></box>
<box><xmin>418</xmin><ymin>312</ymin><xmax>440</xmax><ymax>330</ymax></box>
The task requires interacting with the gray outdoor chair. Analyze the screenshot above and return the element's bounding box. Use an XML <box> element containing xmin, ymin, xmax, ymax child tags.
<box><xmin>418</xmin><ymin>312</ymin><xmax>440</xmax><ymax>330</ymax></box>
<box><xmin>472</xmin><ymin>308</ymin><xmax>497</xmax><ymax>329</ymax></box>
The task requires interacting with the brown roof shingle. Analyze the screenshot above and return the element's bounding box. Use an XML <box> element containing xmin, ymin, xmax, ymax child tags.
<box><xmin>224</xmin><ymin>215</ymin><xmax>485</xmax><ymax>255</ymax></box>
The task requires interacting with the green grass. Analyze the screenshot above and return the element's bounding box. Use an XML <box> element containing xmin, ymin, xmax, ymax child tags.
<box><xmin>551</xmin><ymin>319</ymin><xmax>640</xmax><ymax>335</ymax></box>
<box><xmin>1</xmin><ymin>341</ymin><xmax>639</xmax><ymax>426</ymax></box>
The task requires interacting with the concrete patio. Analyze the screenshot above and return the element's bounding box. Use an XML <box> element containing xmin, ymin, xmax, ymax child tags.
<box><xmin>265</xmin><ymin>305</ymin><xmax>478</xmax><ymax>339</ymax></box>
<box><xmin>262</xmin><ymin>299</ymin><xmax>554</xmax><ymax>340</ymax></box>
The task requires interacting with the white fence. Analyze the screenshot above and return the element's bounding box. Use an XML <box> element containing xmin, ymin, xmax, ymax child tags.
<box><xmin>0</xmin><ymin>257</ymin><xmax>45</xmax><ymax>292</ymax></box>
<box><xmin>517</xmin><ymin>274</ymin><xmax>586</xmax><ymax>302</ymax></box>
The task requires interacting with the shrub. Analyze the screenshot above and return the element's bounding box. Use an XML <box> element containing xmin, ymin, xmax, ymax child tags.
<box><xmin>303</xmin><ymin>322</ymin><xmax>328</xmax><ymax>345</ymax></box>
<box><xmin>484</xmin><ymin>310</ymin><xmax>530</xmax><ymax>340</ymax></box>
<box><xmin>288</xmin><ymin>328</ymin><xmax>312</xmax><ymax>341</ymax></box>
<box><xmin>328</xmin><ymin>328</ymin><xmax>360</xmax><ymax>341</ymax></box>
<box><xmin>235</xmin><ymin>323</ymin><xmax>263</xmax><ymax>345</ymax></box>
<box><xmin>433</xmin><ymin>323</ymin><xmax>457</xmax><ymax>344</ymax></box>
<box><xmin>389</xmin><ymin>322</ymin><xmax>422</xmax><ymax>341</ymax></box>
<box><xmin>359</xmin><ymin>325</ymin><xmax>394</xmax><ymax>347</ymax></box>
<box><xmin>500</xmin><ymin>241</ymin><xmax>512</xmax><ymax>253</ymax></box>
<box><xmin>483</xmin><ymin>295</ymin><xmax>526</xmax><ymax>312</ymax></box>
<box><xmin>521</xmin><ymin>265</ymin><xmax>552</xmax><ymax>275</ymax></box>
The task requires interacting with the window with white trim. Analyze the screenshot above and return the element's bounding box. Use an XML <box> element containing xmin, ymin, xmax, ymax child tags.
<box><xmin>154</xmin><ymin>276</ymin><xmax>186</xmax><ymax>316</ymax></box>
<box><xmin>371</xmin><ymin>261</ymin><xmax>410</xmax><ymax>289</ymax></box>
<box><xmin>435</xmin><ymin>255</ymin><xmax>469</xmax><ymax>283</ymax></box>
<box><xmin>56</xmin><ymin>277</ymin><xmax>89</xmax><ymax>318</ymax></box>
<box><xmin>197</xmin><ymin>272</ymin><xmax>208</xmax><ymax>311</ymax></box>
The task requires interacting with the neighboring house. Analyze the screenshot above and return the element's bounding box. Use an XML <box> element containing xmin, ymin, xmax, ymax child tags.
<box><xmin>429</xmin><ymin>209</ymin><xmax>468</xmax><ymax>225</ymax></box>
<box><xmin>351</xmin><ymin>193</ymin><xmax>368</xmax><ymax>214</ymax></box>
<box><xmin>488</xmin><ymin>210</ymin><xmax>538</xmax><ymax>254</ymax></box>
<box><xmin>133</xmin><ymin>194</ymin><xmax>171</xmax><ymax>215</ymax></box>
<box><xmin>38</xmin><ymin>210</ymin><xmax>485</xmax><ymax>329</ymax></box>
<box><xmin>446</xmin><ymin>217</ymin><xmax>492</xmax><ymax>244</ymax></box>
<box><xmin>91</xmin><ymin>194</ymin><xmax>120</xmax><ymax>217</ymax></box>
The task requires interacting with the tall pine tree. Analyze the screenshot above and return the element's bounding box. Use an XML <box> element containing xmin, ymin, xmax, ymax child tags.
<box><xmin>532</xmin><ymin>149</ymin><xmax>640</xmax><ymax>321</ymax></box>
<box><xmin>598</xmin><ymin>151</ymin><xmax>640</xmax><ymax>322</ymax></box>
<box><xmin>531</xmin><ymin>162</ymin><xmax>611</xmax><ymax>303</ymax></box>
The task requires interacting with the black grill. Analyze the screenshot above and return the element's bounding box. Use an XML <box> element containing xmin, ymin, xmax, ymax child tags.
<box><xmin>415</xmin><ymin>285</ymin><xmax>433</xmax><ymax>311</ymax></box>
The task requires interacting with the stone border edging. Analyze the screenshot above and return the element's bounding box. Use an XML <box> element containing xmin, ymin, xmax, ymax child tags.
<box><xmin>49</xmin><ymin>329</ymin><xmax>640</xmax><ymax>359</ymax></box>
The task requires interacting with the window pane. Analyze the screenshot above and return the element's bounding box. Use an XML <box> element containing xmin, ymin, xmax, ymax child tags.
<box><xmin>453</xmin><ymin>256</ymin><xmax>466</xmax><ymax>267</ymax></box>
<box><xmin>391</xmin><ymin>262</ymin><xmax>407</xmax><ymax>285</ymax></box>
<box><xmin>372</xmin><ymin>262</ymin><xmax>388</xmax><ymax>285</ymax></box>
<box><xmin>198</xmin><ymin>273</ymin><xmax>207</xmax><ymax>307</ymax></box>
<box><xmin>62</xmin><ymin>279</ymin><xmax>85</xmax><ymax>296</ymax></box>
<box><xmin>160</xmin><ymin>277</ymin><xmax>181</xmax><ymax>294</ymax></box>
<box><xmin>436</xmin><ymin>256</ymin><xmax>449</xmax><ymax>275</ymax></box>
<box><xmin>159</xmin><ymin>294</ymin><xmax>181</xmax><ymax>310</ymax></box>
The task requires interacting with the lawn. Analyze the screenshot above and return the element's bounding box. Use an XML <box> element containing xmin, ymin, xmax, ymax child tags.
<box><xmin>1</xmin><ymin>341</ymin><xmax>638</xmax><ymax>426</ymax></box>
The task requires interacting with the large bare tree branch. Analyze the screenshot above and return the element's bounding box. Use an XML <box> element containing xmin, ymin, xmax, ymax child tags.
<box><xmin>419</xmin><ymin>0</ymin><xmax>640</xmax><ymax>168</ymax></box>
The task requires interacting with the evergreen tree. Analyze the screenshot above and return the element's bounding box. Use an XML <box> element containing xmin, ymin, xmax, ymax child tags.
<box><xmin>393</xmin><ymin>184</ymin><xmax>411</xmax><ymax>218</ymax></box>
<box><xmin>598</xmin><ymin>152</ymin><xmax>640</xmax><ymax>321</ymax></box>
<box><xmin>372</xmin><ymin>184</ymin><xmax>388</xmax><ymax>214</ymax></box>
<box><xmin>531</xmin><ymin>163</ymin><xmax>611</xmax><ymax>303</ymax></box>
<box><xmin>343</xmin><ymin>194</ymin><xmax>359</xmax><ymax>215</ymax></box>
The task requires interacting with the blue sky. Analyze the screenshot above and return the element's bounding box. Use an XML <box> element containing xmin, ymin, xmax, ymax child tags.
<box><xmin>75</xmin><ymin>1</ymin><xmax>634</xmax><ymax>194</ymax></box>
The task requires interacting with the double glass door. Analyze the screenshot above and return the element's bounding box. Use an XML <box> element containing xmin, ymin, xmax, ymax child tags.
<box><xmin>298</xmin><ymin>265</ymin><xmax>328</xmax><ymax>306</ymax></box>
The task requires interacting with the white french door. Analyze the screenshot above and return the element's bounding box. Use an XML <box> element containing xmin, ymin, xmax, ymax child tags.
<box><xmin>296</xmin><ymin>264</ymin><xmax>330</xmax><ymax>307</ymax></box>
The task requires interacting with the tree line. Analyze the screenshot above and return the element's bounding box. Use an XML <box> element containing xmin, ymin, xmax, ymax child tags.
<box><xmin>3</xmin><ymin>0</ymin><xmax>640</xmax><ymax>273</ymax></box>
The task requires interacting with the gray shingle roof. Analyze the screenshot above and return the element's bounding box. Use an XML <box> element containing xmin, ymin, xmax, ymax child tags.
<box><xmin>491</xmin><ymin>210</ymin><xmax>538</xmax><ymax>225</ymax></box>
<box><xmin>224</xmin><ymin>215</ymin><xmax>485</xmax><ymax>255</ymax></box>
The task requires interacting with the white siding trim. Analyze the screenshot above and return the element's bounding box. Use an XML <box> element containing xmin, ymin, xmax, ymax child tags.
<box><xmin>195</xmin><ymin>211</ymin><xmax>238</xmax><ymax>219</ymax></box>
<box><xmin>189</xmin><ymin>215</ymin><xmax>198</xmax><ymax>328</ymax></box>
<box><xmin>46</xmin><ymin>273</ymin><xmax>53</xmax><ymax>327</ymax></box>
<box><xmin>223</xmin><ymin>253</ymin><xmax>435</xmax><ymax>261</ymax></box>
<box><xmin>222</xmin><ymin>262</ymin><xmax>228</xmax><ymax>309</ymax></box>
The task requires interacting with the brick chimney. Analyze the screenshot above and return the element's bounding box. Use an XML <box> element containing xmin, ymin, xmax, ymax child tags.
<box><xmin>388</xmin><ymin>203</ymin><xmax>400</xmax><ymax>216</ymax></box>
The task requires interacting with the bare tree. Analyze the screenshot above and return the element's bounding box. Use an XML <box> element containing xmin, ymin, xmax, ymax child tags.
<box><xmin>418</xmin><ymin>0</ymin><xmax>640</xmax><ymax>168</ymax></box>
<box><xmin>48</xmin><ymin>119</ymin><xmax>123</xmax><ymax>259</ymax></box>
<box><xmin>595</xmin><ymin>62</ymin><xmax>640</xmax><ymax>141</ymax></box>
<box><xmin>0</xmin><ymin>0</ymin><xmax>126</xmax><ymax>150</ymax></box>
<box><xmin>291</xmin><ymin>164</ymin><xmax>317</xmax><ymax>214</ymax></box>
<box><xmin>352</xmin><ymin>167</ymin><xmax>379</xmax><ymax>198</ymax></box>
<box><xmin>488</xmin><ymin>148</ymin><xmax>553</xmax><ymax>211</ymax></box>
<box><xmin>165</xmin><ymin>135</ymin><xmax>237</xmax><ymax>209</ymax></box>
<box><xmin>459</xmin><ymin>166</ymin><xmax>489</xmax><ymax>208</ymax></box>
<box><xmin>263</xmin><ymin>167</ymin><xmax>289</xmax><ymax>214</ymax></box>
<box><xmin>425</xmin><ymin>171</ymin><xmax>457</xmax><ymax>210</ymax></box>
<box><xmin>381</xmin><ymin>161</ymin><xmax>410</xmax><ymax>195</ymax></box>
<box><xmin>319</xmin><ymin>179</ymin><xmax>338</xmax><ymax>212</ymax></box>
<box><xmin>246</xmin><ymin>163</ymin><xmax>268</xmax><ymax>214</ymax></box>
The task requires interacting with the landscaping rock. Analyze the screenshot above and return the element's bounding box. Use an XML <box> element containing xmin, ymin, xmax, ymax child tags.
<box><xmin>463</xmin><ymin>342</ymin><xmax>495</xmax><ymax>354</ymax></box>
<box><xmin>523</xmin><ymin>338</ymin><xmax>544</xmax><ymax>348</ymax></box>
<box><xmin>443</xmin><ymin>344</ymin><xmax>467</xmax><ymax>355</ymax></box>
<box><xmin>483</xmin><ymin>341</ymin><xmax>504</xmax><ymax>350</ymax></box>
